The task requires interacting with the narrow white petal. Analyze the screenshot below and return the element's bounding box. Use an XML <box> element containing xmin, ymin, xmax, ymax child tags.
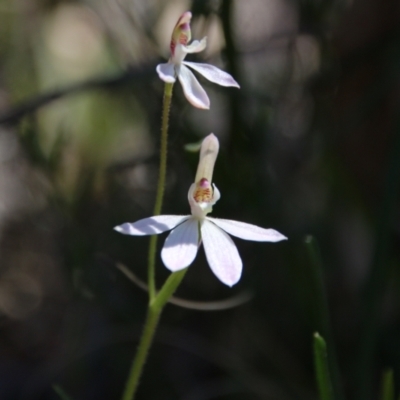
<box><xmin>184</xmin><ymin>37</ymin><xmax>207</xmax><ymax>54</ymax></box>
<box><xmin>201</xmin><ymin>220</ymin><xmax>242</xmax><ymax>287</ymax></box>
<box><xmin>161</xmin><ymin>218</ymin><xmax>199</xmax><ymax>271</ymax></box>
<box><xmin>114</xmin><ymin>215</ymin><xmax>188</xmax><ymax>236</ymax></box>
<box><xmin>208</xmin><ymin>218</ymin><xmax>287</xmax><ymax>242</ymax></box>
<box><xmin>156</xmin><ymin>63</ymin><xmax>176</xmax><ymax>83</ymax></box>
<box><xmin>178</xmin><ymin>64</ymin><xmax>210</xmax><ymax>109</ymax></box>
<box><xmin>183</xmin><ymin>62</ymin><xmax>240</xmax><ymax>88</ymax></box>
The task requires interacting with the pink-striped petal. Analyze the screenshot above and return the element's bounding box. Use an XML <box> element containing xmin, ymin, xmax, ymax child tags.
<box><xmin>201</xmin><ymin>220</ymin><xmax>242</xmax><ymax>287</ymax></box>
<box><xmin>161</xmin><ymin>218</ymin><xmax>199</xmax><ymax>271</ymax></box>
<box><xmin>156</xmin><ymin>63</ymin><xmax>176</xmax><ymax>83</ymax></box>
<box><xmin>207</xmin><ymin>218</ymin><xmax>287</xmax><ymax>242</ymax></box>
<box><xmin>114</xmin><ymin>215</ymin><xmax>187</xmax><ymax>236</ymax></box>
<box><xmin>183</xmin><ymin>62</ymin><xmax>240</xmax><ymax>88</ymax></box>
<box><xmin>178</xmin><ymin>64</ymin><xmax>210</xmax><ymax>109</ymax></box>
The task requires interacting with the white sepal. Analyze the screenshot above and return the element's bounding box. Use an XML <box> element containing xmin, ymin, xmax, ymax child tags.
<box><xmin>161</xmin><ymin>218</ymin><xmax>199</xmax><ymax>271</ymax></box>
<box><xmin>114</xmin><ymin>215</ymin><xmax>187</xmax><ymax>236</ymax></box>
<box><xmin>201</xmin><ymin>219</ymin><xmax>242</xmax><ymax>286</ymax></box>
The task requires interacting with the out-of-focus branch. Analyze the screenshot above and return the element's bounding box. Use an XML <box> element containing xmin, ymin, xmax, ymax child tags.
<box><xmin>0</xmin><ymin>65</ymin><xmax>156</xmax><ymax>126</ymax></box>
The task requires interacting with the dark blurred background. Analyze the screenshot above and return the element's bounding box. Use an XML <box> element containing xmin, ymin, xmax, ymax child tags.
<box><xmin>0</xmin><ymin>0</ymin><xmax>399</xmax><ymax>399</ymax></box>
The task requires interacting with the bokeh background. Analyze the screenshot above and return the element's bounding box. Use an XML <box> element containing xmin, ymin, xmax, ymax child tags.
<box><xmin>0</xmin><ymin>0</ymin><xmax>399</xmax><ymax>399</ymax></box>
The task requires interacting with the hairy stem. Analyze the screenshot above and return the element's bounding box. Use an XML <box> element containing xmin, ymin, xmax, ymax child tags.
<box><xmin>121</xmin><ymin>269</ymin><xmax>187</xmax><ymax>400</ymax></box>
<box><xmin>148</xmin><ymin>82</ymin><xmax>174</xmax><ymax>300</ymax></box>
<box><xmin>121</xmin><ymin>82</ymin><xmax>176</xmax><ymax>400</ymax></box>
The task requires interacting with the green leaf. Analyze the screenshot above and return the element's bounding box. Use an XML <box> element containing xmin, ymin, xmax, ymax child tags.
<box><xmin>313</xmin><ymin>332</ymin><xmax>334</xmax><ymax>400</ymax></box>
<box><xmin>184</xmin><ymin>139</ymin><xmax>202</xmax><ymax>152</ymax></box>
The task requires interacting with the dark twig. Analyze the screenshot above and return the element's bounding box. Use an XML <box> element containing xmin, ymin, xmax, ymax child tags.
<box><xmin>0</xmin><ymin>64</ymin><xmax>156</xmax><ymax>126</ymax></box>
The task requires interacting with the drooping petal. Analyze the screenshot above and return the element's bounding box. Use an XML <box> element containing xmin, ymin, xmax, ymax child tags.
<box><xmin>207</xmin><ymin>218</ymin><xmax>287</xmax><ymax>242</ymax></box>
<box><xmin>201</xmin><ymin>219</ymin><xmax>242</xmax><ymax>287</ymax></box>
<box><xmin>184</xmin><ymin>37</ymin><xmax>207</xmax><ymax>54</ymax></box>
<box><xmin>183</xmin><ymin>62</ymin><xmax>240</xmax><ymax>88</ymax></box>
<box><xmin>178</xmin><ymin>64</ymin><xmax>210</xmax><ymax>109</ymax></box>
<box><xmin>156</xmin><ymin>63</ymin><xmax>176</xmax><ymax>83</ymax></box>
<box><xmin>161</xmin><ymin>218</ymin><xmax>199</xmax><ymax>271</ymax></box>
<box><xmin>114</xmin><ymin>215</ymin><xmax>188</xmax><ymax>236</ymax></box>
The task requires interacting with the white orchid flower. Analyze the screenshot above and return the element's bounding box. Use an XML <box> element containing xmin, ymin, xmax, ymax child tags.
<box><xmin>156</xmin><ymin>11</ymin><xmax>240</xmax><ymax>109</ymax></box>
<box><xmin>114</xmin><ymin>134</ymin><xmax>287</xmax><ymax>287</ymax></box>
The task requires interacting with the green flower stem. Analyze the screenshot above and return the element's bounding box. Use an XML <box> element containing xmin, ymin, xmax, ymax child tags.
<box><xmin>121</xmin><ymin>269</ymin><xmax>188</xmax><ymax>400</ymax></box>
<box><xmin>151</xmin><ymin>268</ymin><xmax>188</xmax><ymax>310</ymax></box>
<box><xmin>148</xmin><ymin>82</ymin><xmax>174</xmax><ymax>301</ymax></box>
<box><xmin>121</xmin><ymin>306</ymin><xmax>161</xmax><ymax>400</ymax></box>
<box><xmin>121</xmin><ymin>82</ymin><xmax>183</xmax><ymax>400</ymax></box>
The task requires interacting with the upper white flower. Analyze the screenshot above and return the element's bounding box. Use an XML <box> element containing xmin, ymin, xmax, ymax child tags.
<box><xmin>114</xmin><ymin>134</ymin><xmax>287</xmax><ymax>287</ymax></box>
<box><xmin>156</xmin><ymin>11</ymin><xmax>240</xmax><ymax>109</ymax></box>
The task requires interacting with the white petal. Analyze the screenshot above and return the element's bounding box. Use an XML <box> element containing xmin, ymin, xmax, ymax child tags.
<box><xmin>184</xmin><ymin>37</ymin><xmax>207</xmax><ymax>54</ymax></box>
<box><xmin>208</xmin><ymin>218</ymin><xmax>287</xmax><ymax>242</ymax></box>
<box><xmin>114</xmin><ymin>215</ymin><xmax>188</xmax><ymax>236</ymax></box>
<box><xmin>201</xmin><ymin>220</ymin><xmax>242</xmax><ymax>287</ymax></box>
<box><xmin>178</xmin><ymin>64</ymin><xmax>210</xmax><ymax>109</ymax></box>
<box><xmin>156</xmin><ymin>63</ymin><xmax>176</xmax><ymax>83</ymax></box>
<box><xmin>183</xmin><ymin>62</ymin><xmax>240</xmax><ymax>88</ymax></box>
<box><xmin>161</xmin><ymin>218</ymin><xmax>199</xmax><ymax>271</ymax></box>
<box><xmin>211</xmin><ymin>184</ymin><xmax>221</xmax><ymax>204</ymax></box>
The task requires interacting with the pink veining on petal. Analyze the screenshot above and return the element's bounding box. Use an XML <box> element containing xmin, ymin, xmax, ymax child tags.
<box><xmin>175</xmin><ymin>11</ymin><xmax>192</xmax><ymax>27</ymax></box>
<box><xmin>171</xmin><ymin>11</ymin><xmax>192</xmax><ymax>56</ymax></box>
<box><xmin>170</xmin><ymin>40</ymin><xmax>176</xmax><ymax>56</ymax></box>
<box><xmin>179</xmin><ymin>23</ymin><xmax>190</xmax><ymax>33</ymax></box>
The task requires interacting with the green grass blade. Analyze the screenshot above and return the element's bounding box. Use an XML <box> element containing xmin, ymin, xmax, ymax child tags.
<box><xmin>380</xmin><ymin>369</ymin><xmax>395</xmax><ymax>400</ymax></box>
<box><xmin>313</xmin><ymin>332</ymin><xmax>334</xmax><ymax>400</ymax></box>
<box><xmin>305</xmin><ymin>236</ymin><xmax>343</xmax><ymax>400</ymax></box>
<box><xmin>53</xmin><ymin>384</ymin><xmax>73</xmax><ymax>400</ymax></box>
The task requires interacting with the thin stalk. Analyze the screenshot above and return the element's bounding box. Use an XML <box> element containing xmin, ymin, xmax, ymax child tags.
<box><xmin>147</xmin><ymin>82</ymin><xmax>174</xmax><ymax>300</ymax></box>
<box><xmin>120</xmin><ymin>82</ymin><xmax>184</xmax><ymax>400</ymax></box>
<box><xmin>121</xmin><ymin>269</ymin><xmax>188</xmax><ymax>400</ymax></box>
<box><xmin>152</xmin><ymin>268</ymin><xmax>188</xmax><ymax>310</ymax></box>
<box><xmin>121</xmin><ymin>307</ymin><xmax>161</xmax><ymax>400</ymax></box>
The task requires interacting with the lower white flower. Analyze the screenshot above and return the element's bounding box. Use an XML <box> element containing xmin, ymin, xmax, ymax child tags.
<box><xmin>114</xmin><ymin>134</ymin><xmax>287</xmax><ymax>287</ymax></box>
